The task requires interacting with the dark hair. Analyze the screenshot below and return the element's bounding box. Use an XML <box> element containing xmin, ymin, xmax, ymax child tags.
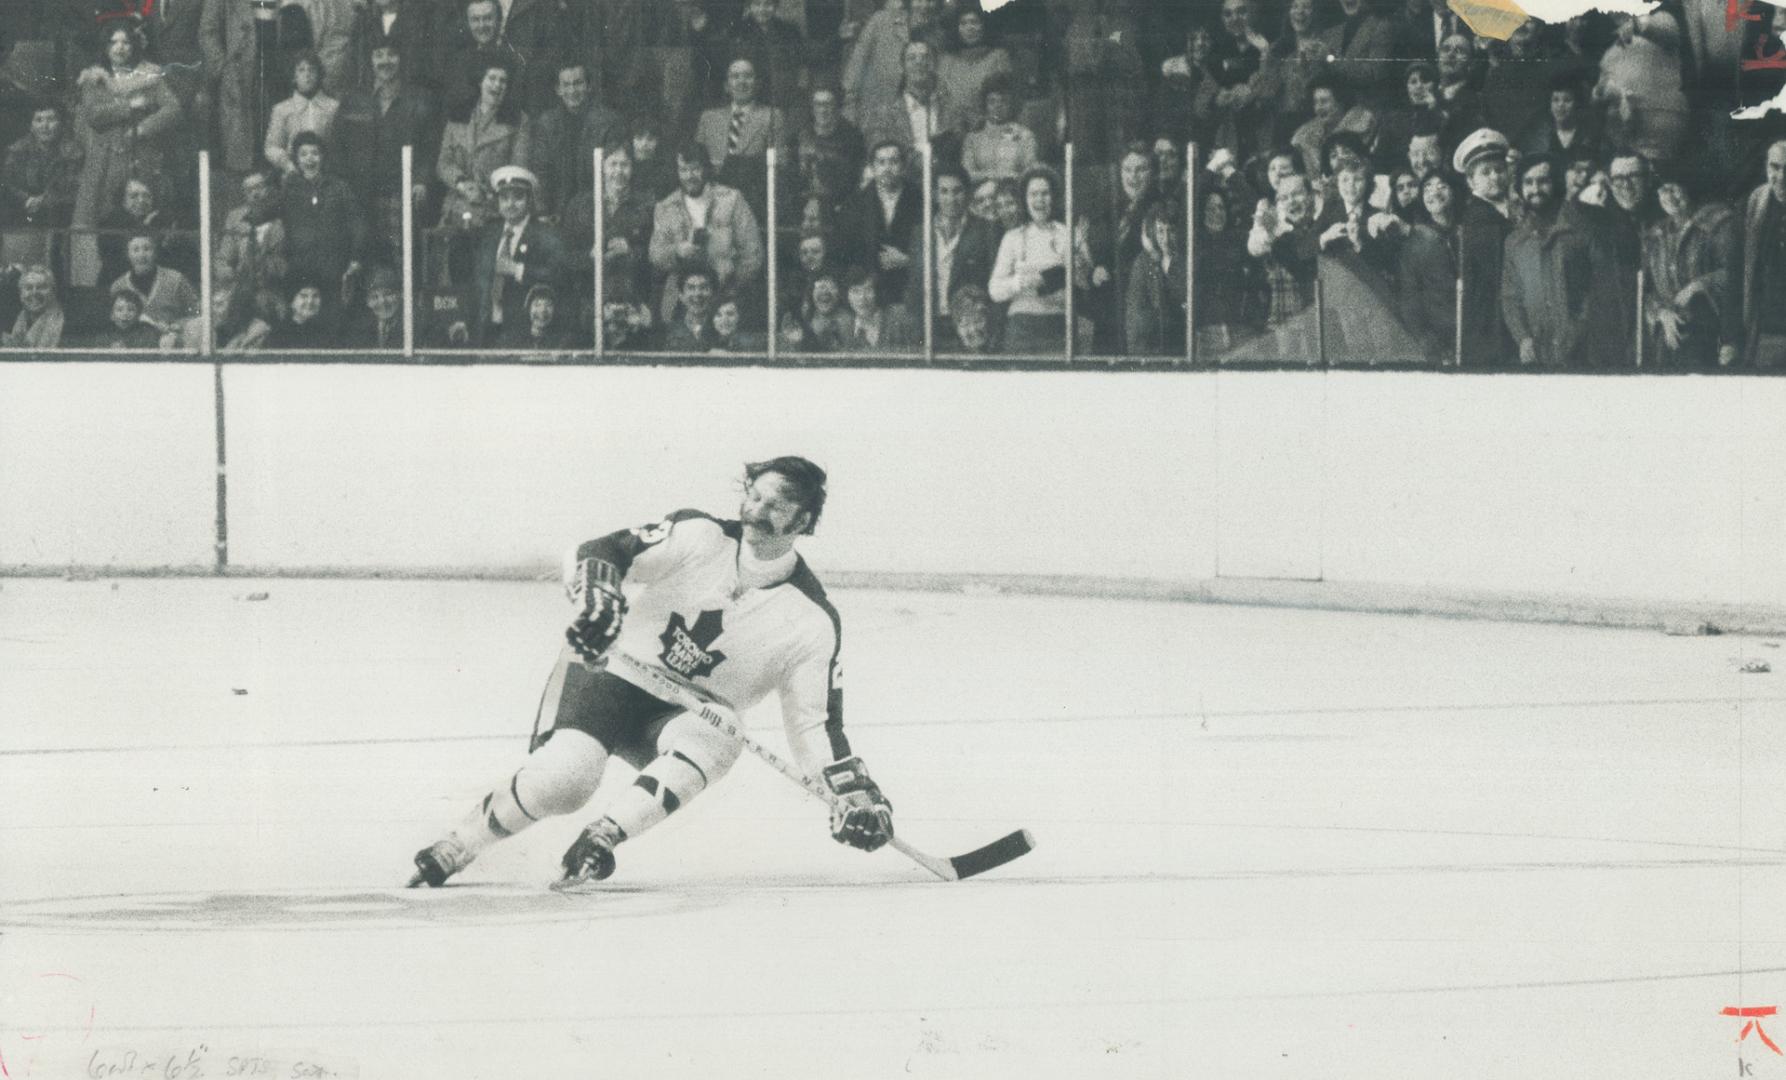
<box><xmin>676</xmin><ymin>140</ymin><xmax>712</xmax><ymax>172</ymax></box>
<box><xmin>290</xmin><ymin>50</ymin><xmax>324</xmax><ymax>83</ymax></box>
<box><xmin>98</xmin><ymin>21</ymin><xmax>147</xmax><ymax>71</ymax></box>
<box><xmin>1514</xmin><ymin>152</ymin><xmax>1556</xmax><ymax>186</ymax></box>
<box><xmin>1320</xmin><ymin>131</ymin><xmax>1368</xmax><ymax>175</ymax></box>
<box><xmin>1403</xmin><ymin>61</ymin><xmax>1437</xmax><ymax>87</ymax></box>
<box><xmin>949</xmin><ymin>5</ymin><xmax>995</xmax><ymax>49</ymax></box>
<box><xmin>108</xmin><ymin>288</ymin><xmax>145</xmax><ymax>314</ymax></box>
<box><xmin>868</xmin><ymin>138</ymin><xmax>906</xmax><ymax>163</ymax></box>
<box><xmin>844</xmin><ymin>264</ymin><xmax>877</xmax><ymax>290</ymax></box>
<box><xmin>933</xmin><ymin>162</ymin><xmax>970</xmax><ymax>190</ymax></box>
<box><xmin>980</xmin><ymin>72</ymin><xmax>1016</xmax><ymax>106</ymax></box>
<box><xmin>1307</xmin><ymin>73</ymin><xmax>1350</xmax><ymax>109</ymax></box>
<box><xmin>744</xmin><ymin>456</ymin><xmax>828</xmax><ymax>535</ymax></box>
<box><xmin>27</xmin><ymin>98</ymin><xmax>66</xmax><ymax>124</ymax></box>
<box><xmin>1017</xmin><ymin>164</ymin><xmax>1062</xmax><ymax>219</ymax></box>
<box><xmin>680</xmin><ymin>262</ymin><xmax>716</xmax><ymax>288</ymax></box>
<box><xmin>291</xmin><ymin>130</ymin><xmax>326</xmax><ymax>155</ymax></box>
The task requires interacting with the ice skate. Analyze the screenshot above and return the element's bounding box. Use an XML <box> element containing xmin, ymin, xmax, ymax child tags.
<box><xmin>408</xmin><ymin>832</ymin><xmax>476</xmax><ymax>888</ymax></box>
<box><xmin>552</xmin><ymin>817</ymin><xmax>624</xmax><ymax>892</ymax></box>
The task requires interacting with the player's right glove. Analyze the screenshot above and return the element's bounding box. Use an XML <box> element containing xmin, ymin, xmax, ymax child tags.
<box><xmin>822</xmin><ymin>756</ymin><xmax>894</xmax><ymax>852</ymax></box>
<box><xmin>565</xmin><ymin>557</ymin><xmax>626</xmax><ymax>664</ymax></box>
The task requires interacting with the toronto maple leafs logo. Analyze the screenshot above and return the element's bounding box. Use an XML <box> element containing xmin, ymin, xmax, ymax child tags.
<box><xmin>659</xmin><ymin>610</ymin><xmax>727</xmax><ymax>679</ymax></box>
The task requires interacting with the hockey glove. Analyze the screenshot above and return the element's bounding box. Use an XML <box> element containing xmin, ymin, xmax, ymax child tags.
<box><xmin>565</xmin><ymin>558</ymin><xmax>627</xmax><ymax>664</ymax></box>
<box><xmin>822</xmin><ymin>756</ymin><xmax>894</xmax><ymax>852</ymax></box>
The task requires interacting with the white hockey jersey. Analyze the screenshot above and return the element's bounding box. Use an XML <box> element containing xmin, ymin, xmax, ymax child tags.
<box><xmin>564</xmin><ymin>510</ymin><xmax>848</xmax><ymax>773</ymax></box>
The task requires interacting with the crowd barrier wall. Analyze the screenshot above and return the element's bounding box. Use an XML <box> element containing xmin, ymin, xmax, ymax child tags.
<box><xmin>4</xmin><ymin>362</ymin><xmax>1782</xmax><ymax>629</ymax></box>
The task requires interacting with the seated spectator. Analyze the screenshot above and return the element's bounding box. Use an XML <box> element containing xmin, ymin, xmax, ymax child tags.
<box><xmin>1291</xmin><ymin>76</ymin><xmax>1372</xmax><ymax>182</ymax></box>
<box><xmin>1742</xmin><ymin>139</ymin><xmax>1786</xmax><ymax>369</ymax></box>
<box><xmin>439</xmin><ymin>0</ymin><xmax>526</xmax><ymax>121</ymax></box>
<box><xmin>1406</xmin><ymin>127</ymin><xmax>1444</xmax><ymax>185</ymax></box>
<box><xmin>1246</xmin><ymin>171</ymin><xmax>1317</xmax><ymax>326</ymax></box>
<box><xmin>1376</xmin><ymin>62</ymin><xmax>1445</xmax><ymax>174</ymax></box>
<box><xmin>941</xmin><ymin>282</ymin><xmax>997</xmax><ymax>354</ymax></box>
<box><xmin>628</xmin><ymin>118</ymin><xmax>677</xmax><ymax>204</ymax></box>
<box><xmin>969</xmin><ymin>177</ymin><xmax>999</xmax><ymax>225</ymax></box>
<box><xmin>1389</xmin><ymin>167</ymin><xmax>1427</xmax><ymax>225</ymax></box>
<box><xmin>340</xmin><ymin>265</ymin><xmax>404</xmax><ymax>348</ymax></box>
<box><xmin>1329</xmin><ymin>0</ymin><xmax>1397</xmax><ymax>103</ymax></box>
<box><xmin>1261</xmin><ymin>0</ymin><xmax>1341</xmax><ymax>146</ymax></box>
<box><xmin>524</xmin><ymin>62</ymin><xmax>625</xmax><ymax>220</ymax></box>
<box><xmin>1595</xmin><ymin>12</ymin><xmax>1688</xmax><ymax>168</ymax></box>
<box><xmin>1520</xmin><ymin>71</ymin><xmax>1601</xmax><ymax>163</ymax></box>
<box><xmin>992</xmin><ymin>177</ymin><xmax>1024</xmax><ymax>232</ymax></box>
<box><xmin>601</xmin><ymin>294</ymin><xmax>656</xmax><ymax>350</ymax></box>
<box><xmin>780</xmin><ymin>227</ymin><xmax>835</xmax><ymax>322</ymax></box>
<box><xmin>961</xmin><ymin>73</ymin><xmax>1038</xmax><ymax>186</ymax></box>
<box><xmin>436</xmin><ymin>60</ymin><xmax>524</xmax><ymax>236</ymax></box>
<box><xmin>1152</xmin><ymin>136</ymin><xmax>1187</xmax><ymax>209</ymax></box>
<box><xmin>110</xmin><ymin>231</ymin><xmax>197</xmax><ymax>333</ymax></box>
<box><xmin>449</xmin><ymin>166</ymin><xmax>566</xmax><ymax>346</ymax></box>
<box><xmin>840</xmin><ymin>264</ymin><xmax>919</xmax><ymax>353</ymax></box>
<box><xmin>1642</xmin><ymin>163</ymin><xmax>1739</xmax><ymax>369</ymax></box>
<box><xmin>1314</xmin><ymin>157</ymin><xmax>1401</xmax><ymax>281</ymax></box>
<box><xmin>649</xmin><ymin>143</ymin><xmax>766</xmax><ymax>325</ymax></box>
<box><xmin>98</xmin><ymin>177</ymin><xmax>177</xmax><ymax>289</ymax></box>
<box><xmin>842</xmin><ymin>0</ymin><xmax>944</xmax><ymax>124</ymax></box>
<box><xmin>283</xmin><ymin>132</ymin><xmax>366</xmax><ymax>297</ymax></box>
<box><xmin>2</xmin><ymin>265</ymin><xmax>64</xmax><ymax>348</ymax></box>
<box><xmin>838</xmin><ymin>140</ymin><xmax>921</xmax><ymax>301</ymax></box>
<box><xmin>937</xmin><ymin>6</ymin><xmax>1011</xmax><ymax>131</ymax></box>
<box><xmin>730</xmin><ymin>0</ymin><xmax>808</xmax><ymax>114</ymax></box>
<box><xmin>95</xmin><ymin>288</ymin><xmax>161</xmax><ymax>348</ymax></box>
<box><xmin>696</xmin><ymin>58</ymin><xmax>790</xmax><ymax>219</ymax></box>
<box><xmin>164</xmin><ymin>265</ymin><xmax>271</xmax><ymax>352</ymax></box>
<box><xmin>661</xmin><ymin>264</ymin><xmax>720</xmax><ymax>351</ymax></box>
<box><xmin>987</xmin><ymin>165</ymin><xmax>1092</xmax><ymax>353</ymax></box>
<box><xmin>333</xmin><ymin>39</ymin><xmax>440</xmax><ymax>214</ymax></box>
<box><xmin>1127</xmin><ymin>201</ymin><xmax>1187</xmax><ymax>356</ymax></box>
<box><xmin>1</xmin><ymin>101</ymin><xmax>81</xmax><ymax>233</ymax></box>
<box><xmin>501</xmin><ymin>282</ymin><xmax>576</xmax><ymax>350</ymax></box>
<box><xmin>267</xmin><ymin>280</ymin><xmax>337</xmax><ymax>348</ymax></box>
<box><xmin>265</xmin><ymin>52</ymin><xmax>340</xmax><ymax>177</ymax></box>
<box><xmin>859</xmin><ymin>40</ymin><xmax>970</xmax><ymax>157</ymax></box>
<box><xmin>216</xmin><ymin>169</ymin><xmax>290</xmax><ymax>321</ymax></box>
<box><xmin>795</xmin><ymin>266</ymin><xmax>852</xmax><ymax>350</ymax></box>
<box><xmin>794</xmin><ymin>87</ymin><xmax>866</xmax><ymax>213</ymax></box>
<box><xmin>709</xmin><ymin>293</ymin><xmax>767</xmax><ymax>352</ymax></box>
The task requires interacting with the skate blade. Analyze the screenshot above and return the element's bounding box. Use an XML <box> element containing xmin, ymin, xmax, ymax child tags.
<box><xmin>549</xmin><ymin>874</ymin><xmax>599</xmax><ymax>895</ymax></box>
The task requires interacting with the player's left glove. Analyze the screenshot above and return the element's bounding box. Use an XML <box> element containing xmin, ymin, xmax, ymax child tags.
<box><xmin>822</xmin><ymin>756</ymin><xmax>894</xmax><ymax>852</ymax></box>
<box><xmin>566</xmin><ymin>557</ymin><xmax>626</xmax><ymax>664</ymax></box>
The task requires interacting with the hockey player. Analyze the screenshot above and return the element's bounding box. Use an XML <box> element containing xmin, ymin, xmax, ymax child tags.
<box><xmin>409</xmin><ymin>456</ymin><xmax>894</xmax><ymax>888</ymax></box>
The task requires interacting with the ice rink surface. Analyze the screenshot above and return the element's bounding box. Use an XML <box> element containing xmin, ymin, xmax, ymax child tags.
<box><xmin>3</xmin><ymin>577</ymin><xmax>1784</xmax><ymax>1079</ymax></box>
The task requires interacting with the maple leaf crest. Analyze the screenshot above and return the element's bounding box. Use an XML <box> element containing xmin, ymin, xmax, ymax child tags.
<box><xmin>658</xmin><ymin>610</ymin><xmax>728</xmax><ymax>679</ymax></box>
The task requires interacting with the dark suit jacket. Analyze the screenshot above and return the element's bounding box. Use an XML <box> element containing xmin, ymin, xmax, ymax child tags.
<box><xmin>525</xmin><ymin>102</ymin><xmax>628</xmax><ymax>216</ymax></box>
<box><xmin>470</xmin><ymin>217</ymin><xmax>567</xmax><ymax>344</ymax></box>
<box><xmin>903</xmin><ymin>216</ymin><xmax>1001</xmax><ymax>316</ymax></box>
<box><xmin>838</xmin><ymin>181</ymin><xmax>923</xmax><ymax>300</ymax></box>
<box><xmin>1458</xmin><ymin>195</ymin><xmax>1513</xmax><ymax>367</ymax></box>
<box><xmin>333</xmin><ymin>84</ymin><xmax>441</xmax><ymax>204</ymax></box>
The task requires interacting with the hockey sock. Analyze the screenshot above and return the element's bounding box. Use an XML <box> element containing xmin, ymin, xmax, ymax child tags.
<box><xmin>602</xmin><ymin>750</ymin><xmax>710</xmax><ymax>841</ymax></box>
<box><xmin>455</xmin><ymin>729</ymin><xmax>609</xmax><ymax>852</ymax></box>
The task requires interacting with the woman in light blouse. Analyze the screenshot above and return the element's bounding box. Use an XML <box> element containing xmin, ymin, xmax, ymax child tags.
<box><xmin>264</xmin><ymin>53</ymin><xmax>340</xmax><ymax>176</ymax></box>
<box><xmin>987</xmin><ymin>165</ymin><xmax>1093</xmax><ymax>354</ymax></box>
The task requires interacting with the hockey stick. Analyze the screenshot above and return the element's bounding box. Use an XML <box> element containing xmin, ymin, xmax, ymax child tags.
<box><xmin>601</xmin><ymin>650</ymin><xmax>1035</xmax><ymax>882</ymax></box>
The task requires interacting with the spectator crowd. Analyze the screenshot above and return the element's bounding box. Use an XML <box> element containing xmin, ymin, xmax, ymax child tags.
<box><xmin>0</xmin><ymin>0</ymin><xmax>1783</xmax><ymax>366</ymax></box>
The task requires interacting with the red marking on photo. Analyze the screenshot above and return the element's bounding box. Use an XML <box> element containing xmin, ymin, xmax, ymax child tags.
<box><xmin>1724</xmin><ymin>1006</ymin><xmax>1784</xmax><ymax>1054</ymax></box>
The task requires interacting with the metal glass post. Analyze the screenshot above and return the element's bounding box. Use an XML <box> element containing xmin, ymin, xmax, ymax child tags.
<box><xmin>1185</xmin><ymin>142</ymin><xmax>1196</xmax><ymax>365</ymax></box>
<box><xmin>921</xmin><ymin>140</ymin><xmax>934</xmax><ymax>362</ymax></box>
<box><xmin>1634</xmin><ymin>267</ymin><xmax>1645</xmax><ymax>369</ymax></box>
<box><xmin>1453</xmin><ymin>276</ymin><xmax>1464</xmax><ymax>368</ymax></box>
<box><xmin>401</xmin><ymin>144</ymin><xmax>415</xmax><ymax>357</ymax></box>
<box><xmin>1064</xmin><ymin>141</ymin><xmax>1074</xmax><ymax>363</ymax></box>
<box><xmin>593</xmin><ymin>147</ymin><xmax>606</xmax><ymax>359</ymax></box>
<box><xmin>198</xmin><ymin>150</ymin><xmax>213</xmax><ymax>357</ymax></box>
<box><xmin>767</xmin><ymin>147</ymin><xmax>779</xmax><ymax>361</ymax></box>
<box><xmin>1314</xmin><ymin>275</ymin><xmax>1326</xmax><ymax>368</ymax></box>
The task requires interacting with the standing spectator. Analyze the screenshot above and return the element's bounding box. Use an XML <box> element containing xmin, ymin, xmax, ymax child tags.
<box><xmin>1642</xmin><ymin>164</ymin><xmax>1739</xmax><ymax>370</ymax></box>
<box><xmin>1398</xmin><ymin>170</ymin><xmax>1461</xmax><ymax>362</ymax></box>
<box><xmin>1085</xmin><ymin>141</ymin><xmax>1153</xmax><ymax>352</ymax></box>
<box><xmin>283</xmin><ymin>131</ymin><xmax>366</xmax><ymax>294</ymax></box>
<box><xmin>840</xmin><ymin>264</ymin><xmax>919</xmax><ymax>353</ymax></box>
<box><xmin>110</xmin><ymin>231</ymin><xmax>198</xmax><ymax>333</ymax></box>
<box><xmin>199</xmin><ymin>0</ymin><xmax>262</xmax><ymax>172</ymax></box>
<box><xmin>655</xmin><ymin>0</ymin><xmax>734</xmax><ymax>136</ymax></box>
<box><xmin>216</xmin><ymin>168</ymin><xmax>290</xmax><ymax>318</ymax></box>
<box><xmin>1595</xmin><ymin>12</ymin><xmax>1688</xmax><ymax>169</ymax></box>
<box><xmin>436</xmin><ymin>60</ymin><xmax>524</xmax><ymax>240</ymax></box>
<box><xmin>1262</xmin><ymin>0</ymin><xmax>1341</xmax><ymax>145</ymax></box>
<box><xmin>562</xmin><ymin>148</ymin><xmax>654</xmax><ymax>317</ymax></box>
<box><xmin>695</xmin><ymin>58</ymin><xmax>791</xmax><ymax>219</ymax></box>
<box><xmin>96</xmin><ymin>289</ymin><xmax>162</xmax><ymax>348</ymax></box>
<box><xmin>71</xmin><ymin>23</ymin><xmax>182</xmax><ymax>288</ymax></box>
<box><xmin>294</xmin><ymin>0</ymin><xmax>360</xmax><ymax>99</ymax></box>
<box><xmin>340</xmin><ymin>265</ymin><xmax>404</xmax><ymax>347</ymax></box>
<box><xmin>2</xmin><ymin>265</ymin><xmax>64</xmax><ymax>348</ymax></box>
<box><xmin>858</xmin><ymin>39</ymin><xmax>969</xmax><ymax>157</ymax></box>
<box><xmin>1245</xmin><ymin>170</ymin><xmax>1317</xmax><ymax>328</ymax></box>
<box><xmin>1126</xmin><ymin>200</ymin><xmax>1187</xmax><ymax>355</ymax></box>
<box><xmin>332</xmin><ymin>38</ymin><xmax>440</xmax><ymax>233</ymax></box>
<box><xmin>1500</xmin><ymin>153</ymin><xmax>1624</xmax><ymax>368</ymax></box>
<box><xmin>1376</xmin><ymin>62</ymin><xmax>1445</xmax><ymax>174</ymax></box>
<box><xmin>1291</xmin><ymin>76</ymin><xmax>1357</xmax><ymax>181</ymax></box>
<box><xmin>1741</xmin><ymin>139</ymin><xmax>1786</xmax><ymax>369</ymax></box>
<box><xmin>961</xmin><ymin>73</ymin><xmax>1038</xmax><ymax>186</ymax></box>
<box><xmin>1453</xmin><ymin>126</ymin><xmax>1513</xmax><ymax>367</ymax></box>
<box><xmin>495</xmin><ymin>0</ymin><xmax>578</xmax><ymax>113</ymax></box>
<box><xmin>1406</xmin><ymin>127</ymin><xmax>1443</xmax><ymax>185</ymax></box>
<box><xmin>525</xmin><ymin>62</ymin><xmax>625</xmax><ymax>219</ymax></box>
<box><xmin>1206</xmin><ymin>0</ymin><xmax>1270</xmax><ymax>160</ymax></box>
<box><xmin>730</xmin><ymin>0</ymin><xmax>809</xmax><ymax>114</ymax></box>
<box><xmin>264</xmin><ymin>52</ymin><xmax>340</xmax><ymax>176</ymax></box>
<box><xmin>1061</xmin><ymin>0</ymin><xmax>1144</xmax><ymax>164</ymax></box>
<box><xmin>1</xmin><ymin>101</ymin><xmax>81</xmax><ymax>268</ymax></box>
<box><xmin>904</xmin><ymin>163</ymin><xmax>999</xmax><ymax>343</ymax></box>
<box><xmin>440</xmin><ymin>0</ymin><xmax>526</xmax><ymax>120</ymax></box>
<box><xmin>794</xmin><ymin>86</ymin><xmax>866</xmax><ymax>211</ymax></box>
<box><xmin>629</xmin><ymin>117</ymin><xmax>678</xmax><ymax>203</ymax></box>
<box><xmin>267</xmin><ymin>279</ymin><xmax>337</xmax><ymax>347</ymax></box>
<box><xmin>987</xmin><ymin>164</ymin><xmax>1091</xmax><ymax>353</ymax></box>
<box><xmin>648</xmin><ymin>143</ymin><xmax>765</xmax><ymax>323</ymax></box>
<box><xmin>165</xmin><ymin>264</ymin><xmax>273</xmax><ymax>352</ymax></box>
<box><xmin>1330</xmin><ymin>0</ymin><xmax>1397</xmax><ymax>104</ymax></box>
<box><xmin>842</xmin><ymin>0</ymin><xmax>941</xmax><ymax>125</ymax></box>
<box><xmin>1479</xmin><ymin>20</ymin><xmax>1549</xmax><ymax>142</ymax></box>
<box><xmin>837</xmin><ymin>139</ymin><xmax>921</xmax><ymax>301</ymax></box>
<box><xmin>1433</xmin><ymin>30</ymin><xmax>1485</xmax><ymax>153</ymax></box>
<box><xmin>937</xmin><ymin>6</ymin><xmax>1010</xmax><ymax>131</ymax></box>
<box><xmin>97</xmin><ymin>176</ymin><xmax>179</xmax><ymax>289</ymax></box>
<box><xmin>346</xmin><ymin>0</ymin><xmax>439</xmax><ymax>93</ymax></box>
<box><xmin>448</xmin><ymin>165</ymin><xmax>565</xmax><ymax>345</ymax></box>
<box><xmin>1154</xmin><ymin>24</ymin><xmax>1221</xmax><ymax>149</ymax></box>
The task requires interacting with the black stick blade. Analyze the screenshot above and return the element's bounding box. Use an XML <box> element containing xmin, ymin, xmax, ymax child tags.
<box><xmin>947</xmin><ymin>829</ymin><xmax>1035</xmax><ymax>880</ymax></box>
